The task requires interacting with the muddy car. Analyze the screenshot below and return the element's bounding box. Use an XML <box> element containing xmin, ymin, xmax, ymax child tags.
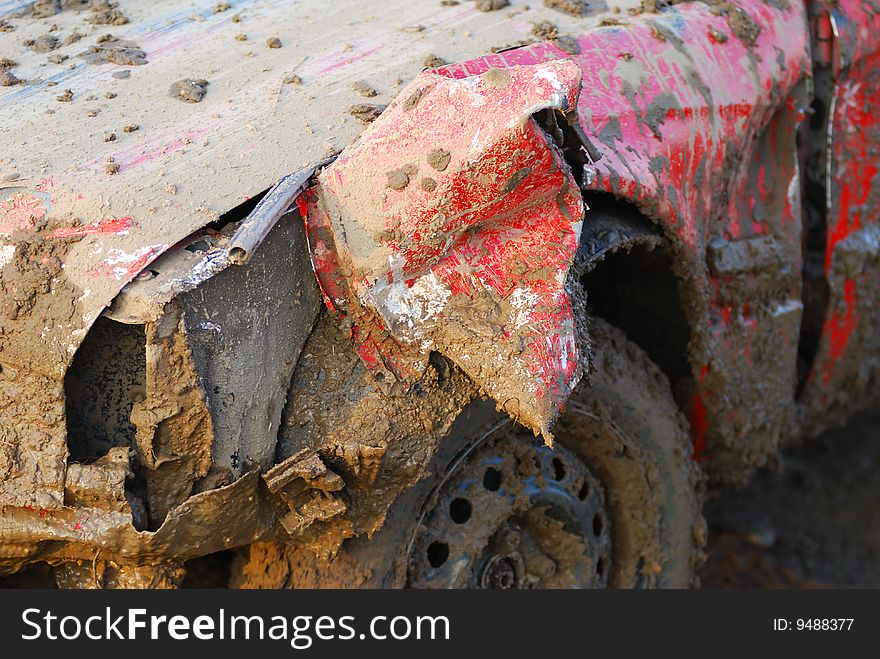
<box><xmin>1</xmin><ymin>0</ymin><xmax>878</xmax><ymax>589</ymax></box>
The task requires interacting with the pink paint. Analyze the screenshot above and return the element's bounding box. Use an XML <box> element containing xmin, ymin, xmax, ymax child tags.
<box><xmin>307</xmin><ymin>43</ymin><xmax>384</xmax><ymax>78</ymax></box>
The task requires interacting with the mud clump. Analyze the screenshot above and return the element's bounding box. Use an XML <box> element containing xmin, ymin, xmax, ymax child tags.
<box><xmin>423</xmin><ymin>53</ymin><xmax>447</xmax><ymax>68</ymax></box>
<box><xmin>27</xmin><ymin>34</ymin><xmax>59</xmax><ymax>53</ymax></box>
<box><xmin>474</xmin><ymin>0</ymin><xmax>509</xmax><ymax>11</ymax></box>
<box><xmin>283</xmin><ymin>73</ymin><xmax>303</xmax><ymax>85</ymax></box>
<box><xmin>727</xmin><ymin>5</ymin><xmax>760</xmax><ymax>46</ymax></box>
<box><xmin>386</xmin><ymin>165</ymin><xmax>417</xmax><ymax>190</ymax></box>
<box><xmin>213</xmin><ymin>1</ymin><xmax>231</xmax><ymax>12</ymax></box>
<box><xmin>426</xmin><ymin>148</ymin><xmax>451</xmax><ymax>172</ymax></box>
<box><xmin>349</xmin><ymin>103</ymin><xmax>384</xmax><ymax>124</ymax></box>
<box><xmin>122</xmin><ymin>124</ymin><xmax>138</xmax><ymax>132</ymax></box>
<box><xmin>532</xmin><ymin>21</ymin><xmax>558</xmax><ymax>41</ymax></box>
<box><xmin>482</xmin><ymin>67</ymin><xmax>511</xmax><ymax>89</ymax></box>
<box><xmin>0</xmin><ymin>70</ymin><xmax>21</xmax><ymax>86</ymax></box>
<box><xmin>169</xmin><ymin>78</ymin><xmax>209</xmax><ymax>103</ymax></box>
<box><xmin>105</xmin><ymin>157</ymin><xmax>119</xmax><ymax>174</ymax></box>
<box><xmin>63</xmin><ymin>30</ymin><xmax>85</xmax><ymax>46</ymax></box>
<box><xmin>234</xmin><ymin>33</ymin><xmax>247</xmax><ymax>41</ymax></box>
<box><xmin>87</xmin><ymin>1</ymin><xmax>129</xmax><ymax>26</ymax></box>
<box><xmin>403</xmin><ymin>84</ymin><xmax>435</xmax><ymax>111</ymax></box>
<box><xmin>56</xmin><ymin>88</ymin><xmax>73</xmax><ymax>102</ymax></box>
<box><xmin>420</xmin><ymin>177</ymin><xmax>437</xmax><ymax>192</ymax></box>
<box><xmin>266</xmin><ymin>37</ymin><xmax>283</xmax><ymax>49</ymax></box>
<box><xmin>544</xmin><ymin>0</ymin><xmax>586</xmax><ymax>15</ymax></box>
<box><xmin>351</xmin><ymin>80</ymin><xmax>377</xmax><ymax>98</ymax></box>
<box><xmin>0</xmin><ymin>59</ymin><xmax>21</xmax><ymax>87</ymax></box>
<box><xmin>1</xmin><ymin>239</ymin><xmax>66</xmax><ymax>321</ymax></box>
<box><xmin>82</xmin><ymin>35</ymin><xmax>148</xmax><ymax>66</ymax></box>
<box><xmin>18</xmin><ymin>0</ymin><xmax>65</xmax><ymax>18</ymax></box>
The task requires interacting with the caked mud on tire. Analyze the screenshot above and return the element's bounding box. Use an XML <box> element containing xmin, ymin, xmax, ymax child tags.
<box><xmin>233</xmin><ymin>319</ymin><xmax>705</xmax><ymax>589</ymax></box>
<box><xmin>556</xmin><ymin>318</ymin><xmax>706</xmax><ymax>587</ymax></box>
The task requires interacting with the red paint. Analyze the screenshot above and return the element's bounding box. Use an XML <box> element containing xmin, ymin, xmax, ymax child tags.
<box><xmin>822</xmin><ymin>278</ymin><xmax>858</xmax><ymax>383</ymax></box>
<box><xmin>46</xmin><ymin>216</ymin><xmax>135</xmax><ymax>239</ymax></box>
<box><xmin>294</xmin><ymin>195</ymin><xmax>309</xmax><ymax>220</ymax></box>
<box><xmin>689</xmin><ymin>393</ymin><xmax>709</xmax><ymax>462</ymax></box>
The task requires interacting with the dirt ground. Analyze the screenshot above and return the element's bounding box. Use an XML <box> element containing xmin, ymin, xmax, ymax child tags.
<box><xmin>700</xmin><ymin>410</ymin><xmax>880</xmax><ymax>589</ymax></box>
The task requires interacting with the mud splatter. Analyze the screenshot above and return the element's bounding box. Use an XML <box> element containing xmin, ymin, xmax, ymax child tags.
<box><xmin>423</xmin><ymin>53</ymin><xmax>447</xmax><ymax>68</ymax></box>
<box><xmin>644</xmin><ymin>92</ymin><xmax>680</xmax><ymax>140</ymax></box>
<box><xmin>386</xmin><ymin>167</ymin><xmax>413</xmax><ymax>190</ymax></box>
<box><xmin>87</xmin><ymin>1</ymin><xmax>129</xmax><ymax>26</ymax></box>
<box><xmin>349</xmin><ymin>103</ymin><xmax>384</xmax><ymax>124</ymax></box>
<box><xmin>483</xmin><ymin>67</ymin><xmax>511</xmax><ymax>89</ymax></box>
<box><xmin>169</xmin><ymin>79</ymin><xmax>209</xmax><ymax>103</ymax></box>
<box><xmin>544</xmin><ymin>0</ymin><xmax>586</xmax><ymax>16</ymax></box>
<box><xmin>532</xmin><ymin>21</ymin><xmax>558</xmax><ymax>41</ymax></box>
<box><xmin>351</xmin><ymin>80</ymin><xmax>377</xmax><ymax>98</ymax></box>
<box><xmin>475</xmin><ymin>0</ymin><xmax>509</xmax><ymax>11</ymax></box>
<box><xmin>727</xmin><ymin>5</ymin><xmax>760</xmax><ymax>46</ymax></box>
<box><xmin>402</xmin><ymin>84</ymin><xmax>435</xmax><ymax>111</ymax></box>
<box><xmin>63</xmin><ymin>30</ymin><xmax>85</xmax><ymax>46</ymax></box>
<box><xmin>28</xmin><ymin>34</ymin><xmax>59</xmax><ymax>53</ymax></box>
<box><xmin>81</xmin><ymin>35</ymin><xmax>147</xmax><ymax>66</ymax></box>
<box><xmin>426</xmin><ymin>148</ymin><xmax>451</xmax><ymax>172</ymax></box>
<box><xmin>0</xmin><ymin>59</ymin><xmax>21</xmax><ymax>86</ymax></box>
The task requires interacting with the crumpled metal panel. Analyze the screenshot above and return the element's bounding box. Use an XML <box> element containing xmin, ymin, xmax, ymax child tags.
<box><xmin>305</xmin><ymin>60</ymin><xmax>585</xmax><ymax>438</ymax></box>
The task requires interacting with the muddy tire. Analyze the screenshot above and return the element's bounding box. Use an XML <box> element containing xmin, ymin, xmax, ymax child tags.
<box><xmin>232</xmin><ymin>318</ymin><xmax>705</xmax><ymax>588</ymax></box>
<box><xmin>555</xmin><ymin>318</ymin><xmax>705</xmax><ymax>587</ymax></box>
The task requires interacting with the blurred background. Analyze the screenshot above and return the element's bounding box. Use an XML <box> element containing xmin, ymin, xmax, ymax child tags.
<box><xmin>700</xmin><ymin>410</ymin><xmax>880</xmax><ymax>588</ymax></box>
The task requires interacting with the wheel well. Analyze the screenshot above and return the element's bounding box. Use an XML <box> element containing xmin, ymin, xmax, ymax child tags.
<box><xmin>578</xmin><ymin>197</ymin><xmax>693</xmax><ymax>393</ymax></box>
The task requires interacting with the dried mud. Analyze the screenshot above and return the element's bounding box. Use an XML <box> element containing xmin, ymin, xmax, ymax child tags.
<box><xmin>351</xmin><ymin>80</ymin><xmax>377</xmax><ymax>98</ymax></box>
<box><xmin>475</xmin><ymin>0</ymin><xmax>510</xmax><ymax>11</ymax></box>
<box><xmin>349</xmin><ymin>103</ymin><xmax>384</xmax><ymax>124</ymax></box>
<box><xmin>0</xmin><ymin>212</ymin><xmax>85</xmax><ymax>509</ymax></box>
<box><xmin>544</xmin><ymin>0</ymin><xmax>587</xmax><ymax>16</ymax></box>
<box><xmin>169</xmin><ymin>78</ymin><xmax>209</xmax><ymax>103</ymax></box>
<box><xmin>0</xmin><ymin>59</ymin><xmax>21</xmax><ymax>86</ymax></box>
<box><xmin>273</xmin><ymin>314</ymin><xmax>478</xmax><ymax>559</ymax></box>
<box><xmin>81</xmin><ymin>35</ymin><xmax>148</xmax><ymax>66</ymax></box>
